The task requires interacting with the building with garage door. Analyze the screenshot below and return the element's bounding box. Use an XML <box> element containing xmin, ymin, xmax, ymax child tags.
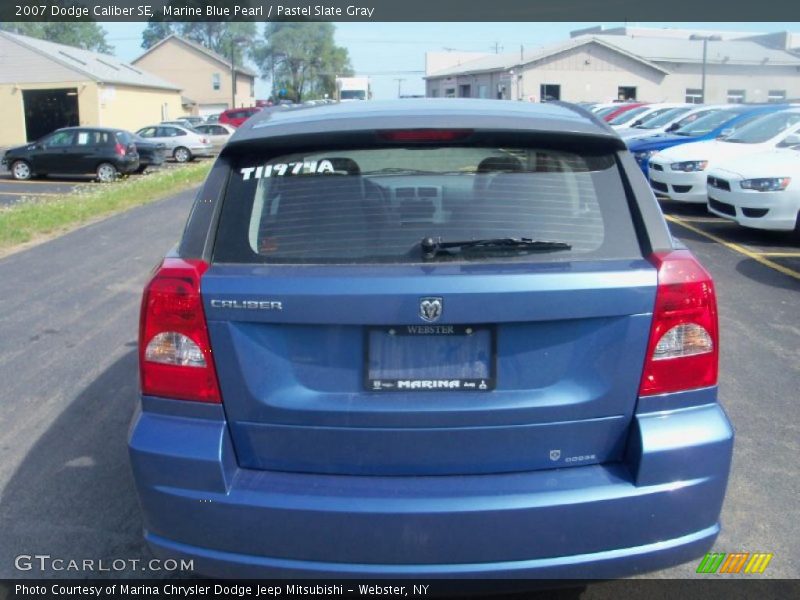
<box><xmin>0</xmin><ymin>31</ymin><xmax>183</xmax><ymax>146</ymax></box>
<box><xmin>132</xmin><ymin>35</ymin><xmax>257</xmax><ymax>117</ymax></box>
<box><xmin>425</xmin><ymin>27</ymin><xmax>800</xmax><ymax>104</ymax></box>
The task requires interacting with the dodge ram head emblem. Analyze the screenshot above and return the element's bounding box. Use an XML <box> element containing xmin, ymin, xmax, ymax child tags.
<box><xmin>419</xmin><ymin>297</ymin><xmax>443</xmax><ymax>322</ymax></box>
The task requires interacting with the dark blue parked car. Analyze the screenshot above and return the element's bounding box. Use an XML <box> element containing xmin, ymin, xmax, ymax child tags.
<box><xmin>629</xmin><ymin>104</ymin><xmax>790</xmax><ymax>177</ymax></box>
<box><xmin>130</xmin><ymin>100</ymin><xmax>733</xmax><ymax>579</ymax></box>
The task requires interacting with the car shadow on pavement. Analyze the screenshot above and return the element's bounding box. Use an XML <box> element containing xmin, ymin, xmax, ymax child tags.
<box><xmin>735</xmin><ymin>257</ymin><xmax>800</xmax><ymax>291</ymax></box>
<box><xmin>658</xmin><ymin>200</ymin><xmax>709</xmax><ymax>218</ymax></box>
<box><xmin>0</xmin><ymin>350</ymin><xmax>178</xmax><ymax>579</ymax></box>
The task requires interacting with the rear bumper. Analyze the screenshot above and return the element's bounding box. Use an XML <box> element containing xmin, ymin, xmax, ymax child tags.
<box><xmin>129</xmin><ymin>395</ymin><xmax>733</xmax><ymax>579</ymax></box>
<box><xmin>190</xmin><ymin>144</ymin><xmax>214</xmax><ymax>157</ymax></box>
<box><xmin>116</xmin><ymin>156</ymin><xmax>140</xmax><ymax>174</ymax></box>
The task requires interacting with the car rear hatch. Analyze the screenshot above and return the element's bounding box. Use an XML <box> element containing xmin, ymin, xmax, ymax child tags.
<box><xmin>202</xmin><ymin>128</ymin><xmax>657</xmax><ymax>476</ymax></box>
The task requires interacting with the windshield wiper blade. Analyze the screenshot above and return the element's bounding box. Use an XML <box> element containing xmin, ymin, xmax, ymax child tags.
<box><xmin>420</xmin><ymin>236</ymin><xmax>571</xmax><ymax>259</ymax></box>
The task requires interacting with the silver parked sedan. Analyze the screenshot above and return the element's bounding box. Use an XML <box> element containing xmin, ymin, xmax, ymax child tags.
<box><xmin>193</xmin><ymin>123</ymin><xmax>235</xmax><ymax>152</ymax></box>
<box><xmin>136</xmin><ymin>125</ymin><xmax>213</xmax><ymax>163</ymax></box>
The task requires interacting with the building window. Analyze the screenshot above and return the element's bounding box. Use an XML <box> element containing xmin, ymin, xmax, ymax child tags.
<box><xmin>445</xmin><ymin>88</ymin><xmax>456</xmax><ymax>98</ymax></box>
<box><xmin>250</xmin><ymin>80</ymin><xmax>255</xmax><ymax>97</ymax></box>
<box><xmin>478</xmin><ymin>84</ymin><xmax>488</xmax><ymax>99</ymax></box>
<box><xmin>727</xmin><ymin>89</ymin><xmax>746</xmax><ymax>104</ymax></box>
<box><xmin>768</xmin><ymin>90</ymin><xmax>786</xmax><ymax>103</ymax></box>
<box><xmin>458</xmin><ymin>84</ymin><xmax>471</xmax><ymax>98</ymax></box>
<box><xmin>685</xmin><ymin>88</ymin><xmax>703</xmax><ymax>104</ymax></box>
<box><xmin>212</xmin><ymin>73</ymin><xmax>221</xmax><ymax>91</ymax></box>
<box><xmin>540</xmin><ymin>84</ymin><xmax>561</xmax><ymax>102</ymax></box>
<box><xmin>617</xmin><ymin>86</ymin><xmax>637</xmax><ymax>101</ymax></box>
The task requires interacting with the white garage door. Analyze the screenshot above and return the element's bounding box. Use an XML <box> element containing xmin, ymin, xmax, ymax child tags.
<box><xmin>199</xmin><ymin>104</ymin><xmax>228</xmax><ymax>116</ymax></box>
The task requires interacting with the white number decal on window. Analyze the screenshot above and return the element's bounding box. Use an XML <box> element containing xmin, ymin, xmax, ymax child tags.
<box><xmin>239</xmin><ymin>159</ymin><xmax>337</xmax><ymax>180</ymax></box>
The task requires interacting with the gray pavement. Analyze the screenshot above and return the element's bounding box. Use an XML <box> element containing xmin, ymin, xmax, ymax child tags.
<box><xmin>0</xmin><ymin>190</ymin><xmax>797</xmax><ymax>581</ymax></box>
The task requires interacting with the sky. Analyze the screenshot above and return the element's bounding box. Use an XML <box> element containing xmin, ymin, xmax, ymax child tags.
<box><xmin>102</xmin><ymin>22</ymin><xmax>800</xmax><ymax>101</ymax></box>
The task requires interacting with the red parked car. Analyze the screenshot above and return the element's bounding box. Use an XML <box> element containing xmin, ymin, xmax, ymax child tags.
<box><xmin>602</xmin><ymin>103</ymin><xmax>646</xmax><ymax>122</ymax></box>
<box><xmin>219</xmin><ymin>107</ymin><xmax>262</xmax><ymax>128</ymax></box>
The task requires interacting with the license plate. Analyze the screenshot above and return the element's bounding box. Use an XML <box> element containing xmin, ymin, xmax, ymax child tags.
<box><xmin>365</xmin><ymin>325</ymin><xmax>495</xmax><ymax>392</ymax></box>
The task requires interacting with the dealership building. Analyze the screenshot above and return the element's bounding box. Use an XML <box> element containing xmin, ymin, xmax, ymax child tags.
<box><xmin>424</xmin><ymin>27</ymin><xmax>800</xmax><ymax>104</ymax></box>
<box><xmin>0</xmin><ymin>31</ymin><xmax>183</xmax><ymax>146</ymax></box>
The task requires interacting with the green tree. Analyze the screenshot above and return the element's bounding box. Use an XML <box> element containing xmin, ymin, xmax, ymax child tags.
<box><xmin>0</xmin><ymin>22</ymin><xmax>112</xmax><ymax>53</ymax></box>
<box><xmin>254</xmin><ymin>23</ymin><xmax>353</xmax><ymax>102</ymax></box>
<box><xmin>177</xmin><ymin>22</ymin><xmax>257</xmax><ymax>64</ymax></box>
<box><xmin>141</xmin><ymin>21</ymin><xmax>175</xmax><ymax>50</ymax></box>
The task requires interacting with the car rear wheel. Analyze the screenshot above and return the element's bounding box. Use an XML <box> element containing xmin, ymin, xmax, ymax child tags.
<box><xmin>11</xmin><ymin>160</ymin><xmax>33</xmax><ymax>181</ymax></box>
<box><xmin>96</xmin><ymin>162</ymin><xmax>118</xmax><ymax>183</ymax></box>
<box><xmin>173</xmin><ymin>147</ymin><xmax>192</xmax><ymax>163</ymax></box>
<box><xmin>135</xmin><ymin>165</ymin><xmax>148</xmax><ymax>174</ymax></box>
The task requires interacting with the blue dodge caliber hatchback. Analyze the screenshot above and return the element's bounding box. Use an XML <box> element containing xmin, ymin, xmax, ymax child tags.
<box><xmin>130</xmin><ymin>100</ymin><xmax>733</xmax><ymax>578</ymax></box>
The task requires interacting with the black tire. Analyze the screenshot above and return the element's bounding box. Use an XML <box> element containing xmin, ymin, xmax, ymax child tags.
<box><xmin>173</xmin><ymin>147</ymin><xmax>192</xmax><ymax>163</ymax></box>
<box><xmin>10</xmin><ymin>159</ymin><xmax>33</xmax><ymax>181</ymax></box>
<box><xmin>95</xmin><ymin>162</ymin><xmax>118</xmax><ymax>183</ymax></box>
<box><xmin>135</xmin><ymin>165</ymin><xmax>148</xmax><ymax>174</ymax></box>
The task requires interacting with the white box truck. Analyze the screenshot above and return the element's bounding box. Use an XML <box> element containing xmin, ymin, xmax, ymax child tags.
<box><xmin>336</xmin><ymin>77</ymin><xmax>370</xmax><ymax>101</ymax></box>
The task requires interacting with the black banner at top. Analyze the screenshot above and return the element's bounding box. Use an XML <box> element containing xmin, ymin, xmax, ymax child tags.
<box><xmin>1</xmin><ymin>0</ymin><xmax>800</xmax><ymax>22</ymax></box>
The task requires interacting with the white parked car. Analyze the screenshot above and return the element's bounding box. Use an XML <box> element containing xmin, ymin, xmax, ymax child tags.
<box><xmin>618</xmin><ymin>106</ymin><xmax>723</xmax><ymax>141</ymax></box>
<box><xmin>706</xmin><ymin>146</ymin><xmax>800</xmax><ymax>234</ymax></box>
<box><xmin>193</xmin><ymin>123</ymin><xmax>235</xmax><ymax>151</ymax></box>
<box><xmin>607</xmin><ymin>103</ymin><xmax>688</xmax><ymax>130</ymax></box>
<box><xmin>648</xmin><ymin>109</ymin><xmax>800</xmax><ymax>203</ymax></box>
<box><xmin>136</xmin><ymin>124</ymin><xmax>213</xmax><ymax>163</ymax></box>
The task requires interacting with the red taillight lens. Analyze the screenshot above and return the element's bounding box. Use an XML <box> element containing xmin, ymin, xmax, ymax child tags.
<box><xmin>639</xmin><ymin>250</ymin><xmax>719</xmax><ymax>396</ymax></box>
<box><xmin>377</xmin><ymin>129</ymin><xmax>473</xmax><ymax>142</ymax></box>
<box><xmin>115</xmin><ymin>142</ymin><xmax>126</xmax><ymax>156</ymax></box>
<box><xmin>139</xmin><ymin>258</ymin><xmax>221</xmax><ymax>403</ymax></box>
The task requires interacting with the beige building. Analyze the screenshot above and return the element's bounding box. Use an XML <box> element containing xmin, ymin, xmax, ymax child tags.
<box><xmin>133</xmin><ymin>35</ymin><xmax>257</xmax><ymax>116</ymax></box>
<box><xmin>425</xmin><ymin>27</ymin><xmax>800</xmax><ymax>105</ymax></box>
<box><xmin>0</xmin><ymin>31</ymin><xmax>183</xmax><ymax>147</ymax></box>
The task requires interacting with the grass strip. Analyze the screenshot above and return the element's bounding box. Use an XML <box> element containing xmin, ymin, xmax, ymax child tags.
<box><xmin>0</xmin><ymin>162</ymin><xmax>211</xmax><ymax>251</ymax></box>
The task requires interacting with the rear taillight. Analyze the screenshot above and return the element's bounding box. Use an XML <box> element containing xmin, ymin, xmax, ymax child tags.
<box><xmin>139</xmin><ymin>258</ymin><xmax>221</xmax><ymax>403</ymax></box>
<box><xmin>639</xmin><ymin>250</ymin><xmax>718</xmax><ymax>396</ymax></box>
<box><xmin>115</xmin><ymin>142</ymin><xmax>126</xmax><ymax>156</ymax></box>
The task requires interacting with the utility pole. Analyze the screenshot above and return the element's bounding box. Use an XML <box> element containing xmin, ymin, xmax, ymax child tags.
<box><xmin>689</xmin><ymin>34</ymin><xmax>721</xmax><ymax>103</ymax></box>
<box><xmin>394</xmin><ymin>78</ymin><xmax>405</xmax><ymax>98</ymax></box>
<box><xmin>229</xmin><ymin>36</ymin><xmax>249</xmax><ymax>109</ymax></box>
<box><xmin>491</xmin><ymin>41</ymin><xmax>503</xmax><ymax>54</ymax></box>
<box><xmin>230</xmin><ymin>44</ymin><xmax>236</xmax><ymax>109</ymax></box>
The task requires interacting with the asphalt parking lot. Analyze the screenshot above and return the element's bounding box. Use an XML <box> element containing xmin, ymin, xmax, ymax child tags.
<box><xmin>0</xmin><ymin>188</ymin><xmax>797</xmax><ymax>584</ymax></box>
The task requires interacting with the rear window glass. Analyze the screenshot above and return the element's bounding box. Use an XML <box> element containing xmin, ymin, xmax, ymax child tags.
<box><xmin>213</xmin><ymin>145</ymin><xmax>641</xmax><ymax>265</ymax></box>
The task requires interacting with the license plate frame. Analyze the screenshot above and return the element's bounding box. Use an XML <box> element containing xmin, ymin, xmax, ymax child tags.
<box><xmin>364</xmin><ymin>324</ymin><xmax>496</xmax><ymax>392</ymax></box>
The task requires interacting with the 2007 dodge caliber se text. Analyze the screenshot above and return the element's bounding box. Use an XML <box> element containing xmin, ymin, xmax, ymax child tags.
<box><xmin>129</xmin><ymin>99</ymin><xmax>733</xmax><ymax>579</ymax></box>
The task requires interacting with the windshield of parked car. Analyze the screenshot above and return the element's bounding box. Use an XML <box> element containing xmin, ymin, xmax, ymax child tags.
<box><xmin>724</xmin><ymin>111</ymin><xmax>800</xmax><ymax>144</ymax></box>
<box><xmin>608</xmin><ymin>106</ymin><xmax>650</xmax><ymax>125</ymax></box>
<box><xmin>214</xmin><ymin>144</ymin><xmax>641</xmax><ymax>265</ymax></box>
<box><xmin>593</xmin><ymin>106</ymin><xmax>617</xmax><ymax>118</ymax></box>
<box><xmin>635</xmin><ymin>107</ymin><xmax>691</xmax><ymax>129</ymax></box>
<box><xmin>674</xmin><ymin>108</ymin><xmax>747</xmax><ymax>137</ymax></box>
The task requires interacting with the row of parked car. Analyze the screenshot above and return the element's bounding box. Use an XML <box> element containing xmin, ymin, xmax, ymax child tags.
<box><xmin>0</xmin><ymin>120</ymin><xmax>240</xmax><ymax>182</ymax></box>
<box><xmin>584</xmin><ymin>101</ymin><xmax>800</xmax><ymax>235</ymax></box>
<box><xmin>0</xmin><ymin>102</ymin><xmax>296</xmax><ymax>182</ymax></box>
